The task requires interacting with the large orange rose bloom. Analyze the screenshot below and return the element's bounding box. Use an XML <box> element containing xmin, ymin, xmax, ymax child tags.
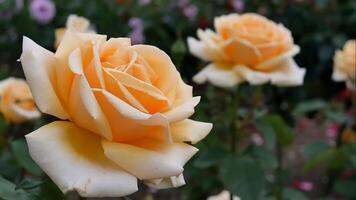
<box><xmin>20</xmin><ymin>30</ymin><xmax>212</xmax><ymax>197</ymax></box>
<box><xmin>188</xmin><ymin>13</ymin><xmax>306</xmax><ymax>88</ymax></box>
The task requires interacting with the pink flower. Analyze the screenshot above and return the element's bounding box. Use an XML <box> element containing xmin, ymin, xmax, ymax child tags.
<box><xmin>231</xmin><ymin>0</ymin><xmax>244</xmax><ymax>13</ymax></box>
<box><xmin>178</xmin><ymin>0</ymin><xmax>189</xmax><ymax>8</ymax></box>
<box><xmin>183</xmin><ymin>4</ymin><xmax>198</xmax><ymax>21</ymax></box>
<box><xmin>29</xmin><ymin>0</ymin><xmax>56</xmax><ymax>24</ymax></box>
<box><xmin>293</xmin><ymin>181</ymin><xmax>314</xmax><ymax>192</ymax></box>
<box><xmin>138</xmin><ymin>0</ymin><xmax>151</xmax><ymax>6</ymax></box>
<box><xmin>251</xmin><ymin>133</ymin><xmax>264</xmax><ymax>146</ymax></box>
<box><xmin>129</xmin><ymin>29</ymin><xmax>145</xmax><ymax>44</ymax></box>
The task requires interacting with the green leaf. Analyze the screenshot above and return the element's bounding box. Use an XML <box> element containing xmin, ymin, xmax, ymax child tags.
<box><xmin>303</xmin><ymin>149</ymin><xmax>337</xmax><ymax>172</ymax></box>
<box><xmin>193</xmin><ymin>147</ymin><xmax>226</xmax><ymax>168</ymax></box>
<box><xmin>220</xmin><ymin>155</ymin><xmax>265</xmax><ymax>200</ymax></box>
<box><xmin>39</xmin><ymin>179</ymin><xmax>64</xmax><ymax>200</ymax></box>
<box><xmin>16</xmin><ymin>178</ymin><xmax>48</xmax><ymax>191</ymax></box>
<box><xmin>325</xmin><ymin>110</ymin><xmax>352</xmax><ymax>124</ymax></box>
<box><xmin>255</xmin><ymin>119</ymin><xmax>276</xmax><ymax>150</ymax></box>
<box><xmin>262</xmin><ymin>115</ymin><xmax>294</xmax><ymax>146</ymax></box>
<box><xmin>303</xmin><ymin>142</ymin><xmax>330</xmax><ymax>159</ymax></box>
<box><xmin>0</xmin><ymin>176</ymin><xmax>37</xmax><ymax>200</ymax></box>
<box><xmin>333</xmin><ymin>180</ymin><xmax>356</xmax><ymax>199</ymax></box>
<box><xmin>171</xmin><ymin>38</ymin><xmax>186</xmax><ymax>69</ymax></box>
<box><xmin>293</xmin><ymin>99</ymin><xmax>328</xmax><ymax>114</ymax></box>
<box><xmin>249</xmin><ymin>146</ymin><xmax>278</xmax><ymax>170</ymax></box>
<box><xmin>282</xmin><ymin>188</ymin><xmax>309</xmax><ymax>200</ymax></box>
<box><xmin>10</xmin><ymin>139</ymin><xmax>42</xmax><ymax>176</ymax></box>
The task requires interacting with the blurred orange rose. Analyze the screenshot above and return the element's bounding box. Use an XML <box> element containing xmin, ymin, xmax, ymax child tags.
<box><xmin>341</xmin><ymin>128</ymin><xmax>356</xmax><ymax>144</ymax></box>
<box><xmin>0</xmin><ymin>77</ymin><xmax>40</xmax><ymax>123</ymax></box>
<box><xmin>188</xmin><ymin>13</ymin><xmax>305</xmax><ymax>87</ymax></box>
<box><xmin>20</xmin><ymin>30</ymin><xmax>212</xmax><ymax>197</ymax></box>
<box><xmin>333</xmin><ymin>40</ymin><xmax>356</xmax><ymax>89</ymax></box>
<box><xmin>55</xmin><ymin>14</ymin><xmax>94</xmax><ymax>48</ymax></box>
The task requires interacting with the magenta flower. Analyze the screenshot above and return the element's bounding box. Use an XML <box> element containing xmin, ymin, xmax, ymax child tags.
<box><xmin>29</xmin><ymin>0</ymin><xmax>56</xmax><ymax>24</ymax></box>
<box><xmin>293</xmin><ymin>181</ymin><xmax>314</xmax><ymax>192</ymax></box>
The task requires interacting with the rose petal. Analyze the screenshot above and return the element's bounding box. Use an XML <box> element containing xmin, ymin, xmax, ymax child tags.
<box><xmin>255</xmin><ymin>45</ymin><xmax>300</xmax><ymax>70</ymax></box>
<box><xmin>171</xmin><ymin>78</ymin><xmax>193</xmax><ymax>107</ymax></box>
<box><xmin>26</xmin><ymin>121</ymin><xmax>138</xmax><ymax>197</ymax></box>
<box><xmin>234</xmin><ymin>65</ymin><xmax>270</xmax><ymax>85</ymax></box>
<box><xmin>171</xmin><ymin>119</ymin><xmax>212</xmax><ymax>144</ymax></box>
<box><xmin>144</xmin><ymin>173</ymin><xmax>186</xmax><ymax>189</ymax></box>
<box><xmin>20</xmin><ymin>37</ymin><xmax>68</xmax><ymax>119</ymax></box>
<box><xmin>269</xmin><ymin>58</ymin><xmax>306</xmax><ymax>86</ymax></box>
<box><xmin>221</xmin><ymin>38</ymin><xmax>261</xmax><ymax>66</ymax></box>
<box><xmin>102</xmin><ymin>139</ymin><xmax>198</xmax><ymax>180</ymax></box>
<box><xmin>234</xmin><ymin>58</ymin><xmax>305</xmax><ymax>86</ymax></box>
<box><xmin>105</xmin><ymin>68</ymin><xmax>170</xmax><ymax>113</ymax></box>
<box><xmin>55</xmin><ymin>30</ymin><xmax>107</xmax><ymax>103</ymax></box>
<box><xmin>193</xmin><ymin>63</ymin><xmax>242</xmax><ymax>87</ymax></box>
<box><xmin>163</xmin><ymin>96</ymin><xmax>200</xmax><ymax>122</ymax></box>
<box><xmin>131</xmin><ymin>45</ymin><xmax>179</xmax><ymax>95</ymax></box>
<box><xmin>70</xmin><ymin>73</ymin><xmax>112</xmax><ymax>140</ymax></box>
<box><xmin>93</xmin><ymin>89</ymin><xmax>172</xmax><ymax>143</ymax></box>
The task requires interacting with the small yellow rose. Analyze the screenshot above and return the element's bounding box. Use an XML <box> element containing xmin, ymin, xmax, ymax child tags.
<box><xmin>333</xmin><ymin>40</ymin><xmax>356</xmax><ymax>89</ymax></box>
<box><xmin>20</xmin><ymin>29</ymin><xmax>212</xmax><ymax>197</ymax></box>
<box><xmin>0</xmin><ymin>77</ymin><xmax>40</xmax><ymax>123</ymax></box>
<box><xmin>188</xmin><ymin>13</ymin><xmax>306</xmax><ymax>87</ymax></box>
<box><xmin>55</xmin><ymin>14</ymin><xmax>94</xmax><ymax>48</ymax></box>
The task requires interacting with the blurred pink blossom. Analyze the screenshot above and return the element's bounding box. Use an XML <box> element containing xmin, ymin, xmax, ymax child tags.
<box><xmin>251</xmin><ymin>133</ymin><xmax>264</xmax><ymax>146</ymax></box>
<box><xmin>128</xmin><ymin>17</ymin><xmax>145</xmax><ymax>44</ymax></box>
<box><xmin>129</xmin><ymin>29</ymin><xmax>145</xmax><ymax>44</ymax></box>
<box><xmin>16</xmin><ymin>0</ymin><xmax>24</xmax><ymax>10</ymax></box>
<box><xmin>178</xmin><ymin>0</ymin><xmax>189</xmax><ymax>8</ymax></box>
<box><xmin>29</xmin><ymin>0</ymin><xmax>56</xmax><ymax>24</ymax></box>
<box><xmin>232</xmin><ymin>0</ymin><xmax>244</xmax><ymax>13</ymax></box>
<box><xmin>293</xmin><ymin>181</ymin><xmax>314</xmax><ymax>192</ymax></box>
<box><xmin>183</xmin><ymin>4</ymin><xmax>198</xmax><ymax>21</ymax></box>
<box><xmin>138</xmin><ymin>0</ymin><xmax>151</xmax><ymax>6</ymax></box>
<box><xmin>129</xmin><ymin>17</ymin><xmax>143</xmax><ymax>30</ymax></box>
<box><xmin>325</xmin><ymin>123</ymin><xmax>339</xmax><ymax>146</ymax></box>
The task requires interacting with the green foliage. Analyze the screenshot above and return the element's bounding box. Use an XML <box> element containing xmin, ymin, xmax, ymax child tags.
<box><xmin>260</xmin><ymin>114</ymin><xmax>294</xmax><ymax>146</ymax></box>
<box><xmin>220</xmin><ymin>155</ymin><xmax>265</xmax><ymax>200</ymax></box>
<box><xmin>10</xmin><ymin>139</ymin><xmax>42</xmax><ymax>176</ymax></box>
<box><xmin>0</xmin><ymin>176</ymin><xmax>37</xmax><ymax>200</ymax></box>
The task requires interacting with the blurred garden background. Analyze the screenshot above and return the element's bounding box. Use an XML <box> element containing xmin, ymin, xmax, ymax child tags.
<box><xmin>0</xmin><ymin>0</ymin><xmax>355</xmax><ymax>200</ymax></box>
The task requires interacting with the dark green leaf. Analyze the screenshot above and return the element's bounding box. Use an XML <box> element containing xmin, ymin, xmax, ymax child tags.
<box><xmin>333</xmin><ymin>180</ymin><xmax>356</xmax><ymax>199</ymax></box>
<box><xmin>39</xmin><ymin>179</ymin><xmax>64</xmax><ymax>200</ymax></box>
<box><xmin>303</xmin><ymin>145</ymin><xmax>348</xmax><ymax>172</ymax></box>
<box><xmin>193</xmin><ymin>147</ymin><xmax>226</xmax><ymax>168</ymax></box>
<box><xmin>220</xmin><ymin>155</ymin><xmax>265</xmax><ymax>200</ymax></box>
<box><xmin>255</xmin><ymin>119</ymin><xmax>276</xmax><ymax>150</ymax></box>
<box><xmin>282</xmin><ymin>188</ymin><xmax>309</xmax><ymax>200</ymax></box>
<box><xmin>0</xmin><ymin>176</ymin><xmax>37</xmax><ymax>200</ymax></box>
<box><xmin>171</xmin><ymin>38</ymin><xmax>186</xmax><ymax>69</ymax></box>
<box><xmin>249</xmin><ymin>146</ymin><xmax>278</xmax><ymax>170</ymax></box>
<box><xmin>303</xmin><ymin>142</ymin><xmax>330</xmax><ymax>159</ymax></box>
<box><xmin>262</xmin><ymin>115</ymin><xmax>294</xmax><ymax>146</ymax></box>
<box><xmin>11</xmin><ymin>139</ymin><xmax>42</xmax><ymax>176</ymax></box>
<box><xmin>293</xmin><ymin>99</ymin><xmax>328</xmax><ymax>114</ymax></box>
